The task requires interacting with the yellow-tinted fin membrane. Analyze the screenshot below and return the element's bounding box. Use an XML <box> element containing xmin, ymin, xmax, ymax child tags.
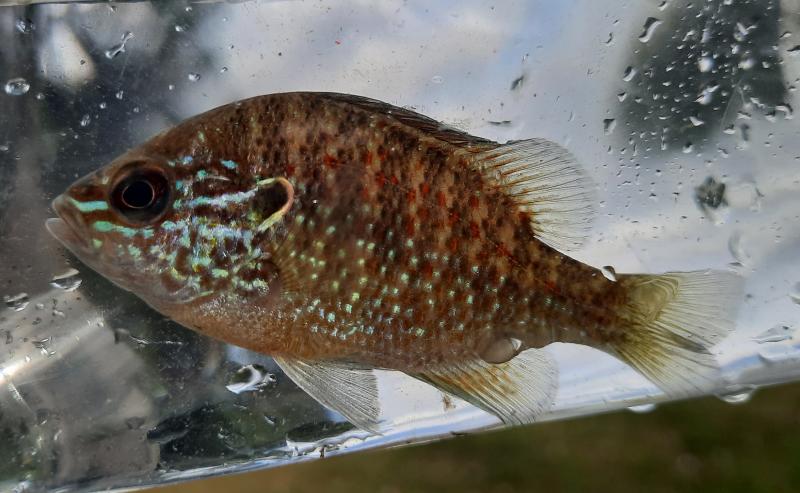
<box><xmin>273</xmin><ymin>356</ymin><xmax>381</xmax><ymax>433</ymax></box>
<box><xmin>611</xmin><ymin>270</ymin><xmax>743</xmax><ymax>395</ymax></box>
<box><xmin>412</xmin><ymin>348</ymin><xmax>558</xmax><ymax>426</ymax></box>
<box><xmin>476</xmin><ymin>139</ymin><xmax>595</xmax><ymax>252</ymax></box>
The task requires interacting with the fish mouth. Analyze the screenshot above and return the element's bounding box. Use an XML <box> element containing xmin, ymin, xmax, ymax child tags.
<box><xmin>46</xmin><ymin>194</ymin><xmax>93</xmax><ymax>253</ymax></box>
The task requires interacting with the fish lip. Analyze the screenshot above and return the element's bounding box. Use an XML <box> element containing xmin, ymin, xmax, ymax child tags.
<box><xmin>46</xmin><ymin>195</ymin><xmax>92</xmax><ymax>252</ymax></box>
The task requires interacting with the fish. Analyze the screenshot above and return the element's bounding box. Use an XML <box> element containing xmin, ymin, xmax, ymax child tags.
<box><xmin>46</xmin><ymin>92</ymin><xmax>742</xmax><ymax>431</ymax></box>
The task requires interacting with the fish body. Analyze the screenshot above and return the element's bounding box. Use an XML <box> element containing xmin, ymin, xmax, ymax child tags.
<box><xmin>48</xmin><ymin>93</ymin><xmax>741</xmax><ymax>429</ymax></box>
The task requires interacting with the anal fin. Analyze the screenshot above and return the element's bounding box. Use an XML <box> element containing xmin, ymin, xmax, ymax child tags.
<box><xmin>411</xmin><ymin>349</ymin><xmax>558</xmax><ymax>426</ymax></box>
<box><xmin>273</xmin><ymin>356</ymin><xmax>382</xmax><ymax>433</ymax></box>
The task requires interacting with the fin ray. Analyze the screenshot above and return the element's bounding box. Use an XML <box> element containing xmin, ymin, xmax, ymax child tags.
<box><xmin>412</xmin><ymin>349</ymin><xmax>558</xmax><ymax>425</ymax></box>
<box><xmin>611</xmin><ymin>270</ymin><xmax>743</xmax><ymax>395</ymax></box>
<box><xmin>273</xmin><ymin>356</ymin><xmax>381</xmax><ymax>433</ymax></box>
<box><xmin>476</xmin><ymin>139</ymin><xmax>596</xmax><ymax>251</ymax></box>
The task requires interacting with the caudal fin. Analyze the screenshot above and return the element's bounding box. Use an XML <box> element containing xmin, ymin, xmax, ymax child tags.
<box><xmin>611</xmin><ymin>270</ymin><xmax>743</xmax><ymax>395</ymax></box>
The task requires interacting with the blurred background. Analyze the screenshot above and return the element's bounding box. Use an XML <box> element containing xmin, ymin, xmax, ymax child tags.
<box><xmin>1</xmin><ymin>0</ymin><xmax>799</xmax><ymax>491</ymax></box>
<box><xmin>153</xmin><ymin>383</ymin><xmax>800</xmax><ymax>493</ymax></box>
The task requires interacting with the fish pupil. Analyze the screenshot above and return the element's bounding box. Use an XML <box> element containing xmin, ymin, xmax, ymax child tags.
<box><xmin>121</xmin><ymin>179</ymin><xmax>155</xmax><ymax>209</ymax></box>
<box><xmin>110</xmin><ymin>166</ymin><xmax>170</xmax><ymax>223</ymax></box>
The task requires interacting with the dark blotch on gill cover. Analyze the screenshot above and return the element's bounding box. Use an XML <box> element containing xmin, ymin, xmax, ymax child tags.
<box><xmin>254</xmin><ymin>180</ymin><xmax>290</xmax><ymax>219</ymax></box>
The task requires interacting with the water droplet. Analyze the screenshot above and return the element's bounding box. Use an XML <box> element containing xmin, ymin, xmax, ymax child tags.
<box><xmin>510</xmin><ymin>75</ymin><xmax>524</xmax><ymax>91</ymax></box>
<box><xmin>604</xmin><ymin>32</ymin><xmax>614</xmax><ymax>45</ymax></box>
<box><xmin>695</xmin><ymin>176</ymin><xmax>726</xmax><ymax>211</ymax></box>
<box><xmin>738</xmin><ymin>57</ymin><xmax>755</xmax><ymax>70</ymax></box>
<box><xmin>35</xmin><ymin>92</ymin><xmax>44</xmax><ymax>100</ymax></box>
<box><xmin>431</xmin><ymin>75</ymin><xmax>443</xmax><ymax>84</ymax></box>
<box><xmin>5</xmin><ymin>77</ymin><xmax>30</xmax><ymax>96</ymax></box>
<box><xmin>682</xmin><ymin>141</ymin><xmax>694</xmax><ymax>153</ymax></box>
<box><xmin>226</xmin><ymin>364</ymin><xmax>276</xmax><ymax>394</ymax></box>
<box><xmin>790</xmin><ymin>283</ymin><xmax>800</xmax><ymax>305</ymax></box>
<box><xmin>658</xmin><ymin>0</ymin><xmax>669</xmax><ymax>10</ymax></box>
<box><xmin>638</xmin><ymin>17</ymin><xmax>663</xmax><ymax>43</ymax></box>
<box><xmin>220</xmin><ymin>66</ymin><xmax>229</xmax><ymax>74</ymax></box>
<box><xmin>776</xmin><ymin>103</ymin><xmax>794</xmax><ymax>120</ymax></box>
<box><xmin>726</xmin><ymin>179</ymin><xmax>761</xmax><ymax>210</ymax></box>
<box><xmin>115</xmin><ymin>90</ymin><xmax>124</xmax><ymax>100</ymax></box>
<box><xmin>602</xmin><ymin>118</ymin><xmax>616</xmax><ymax>135</ymax></box>
<box><xmin>689</xmin><ymin>115</ymin><xmax>705</xmax><ymax>127</ymax></box>
<box><xmin>50</xmin><ymin>268</ymin><xmax>82</xmax><ymax>291</ymax></box>
<box><xmin>754</xmin><ymin>324</ymin><xmax>795</xmax><ymax>344</ymax></box>
<box><xmin>727</xmin><ymin>231</ymin><xmax>750</xmax><ymax>265</ymax></box>
<box><xmin>617</xmin><ymin>92</ymin><xmax>627</xmax><ymax>102</ymax></box>
<box><xmin>168</xmin><ymin>84</ymin><xmax>175</xmax><ymax>91</ymax></box>
<box><xmin>697</xmin><ymin>56</ymin><xmax>714</xmax><ymax>73</ymax></box>
<box><xmin>32</xmin><ymin>336</ymin><xmax>53</xmax><ymax>356</ymax></box>
<box><xmin>622</xmin><ymin>66</ymin><xmax>637</xmax><ymax>82</ymax></box>
<box><xmin>15</xmin><ymin>18</ymin><xmax>35</xmax><ymax>34</ymax></box>
<box><xmin>187</xmin><ymin>72</ymin><xmax>201</xmax><ymax>82</ymax></box>
<box><xmin>79</xmin><ymin>114</ymin><xmax>91</xmax><ymax>127</ymax></box>
<box><xmin>600</xmin><ymin>265</ymin><xmax>617</xmax><ymax>282</ymax></box>
<box><xmin>627</xmin><ymin>403</ymin><xmax>656</xmax><ymax>413</ymax></box>
<box><xmin>4</xmin><ymin>293</ymin><xmax>29</xmax><ymax>311</ymax></box>
<box><xmin>788</xmin><ymin>45</ymin><xmax>800</xmax><ymax>56</ymax></box>
<box><xmin>716</xmin><ymin>386</ymin><xmax>756</xmax><ymax>405</ymax></box>
<box><xmin>105</xmin><ymin>31</ymin><xmax>133</xmax><ymax>59</ymax></box>
<box><xmin>0</xmin><ymin>143</ymin><xmax>8</xmax><ymax>152</ymax></box>
<box><xmin>174</xmin><ymin>24</ymin><xmax>188</xmax><ymax>32</ymax></box>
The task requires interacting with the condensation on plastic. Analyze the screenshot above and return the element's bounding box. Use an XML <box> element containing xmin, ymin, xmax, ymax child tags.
<box><xmin>0</xmin><ymin>1</ymin><xmax>798</xmax><ymax>491</ymax></box>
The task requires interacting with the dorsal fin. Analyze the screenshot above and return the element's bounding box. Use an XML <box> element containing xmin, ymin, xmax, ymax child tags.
<box><xmin>315</xmin><ymin>92</ymin><xmax>495</xmax><ymax>149</ymax></box>
<box><xmin>476</xmin><ymin>139</ymin><xmax>596</xmax><ymax>252</ymax></box>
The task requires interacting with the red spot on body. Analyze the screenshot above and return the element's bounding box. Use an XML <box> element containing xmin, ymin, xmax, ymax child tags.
<box><xmin>447</xmin><ymin>211</ymin><xmax>460</xmax><ymax>226</ymax></box>
<box><xmin>469</xmin><ymin>221</ymin><xmax>480</xmax><ymax>238</ymax></box>
<box><xmin>496</xmin><ymin>242</ymin><xmax>512</xmax><ymax>258</ymax></box>
<box><xmin>544</xmin><ymin>279</ymin><xmax>561</xmax><ymax>295</ymax></box>
<box><xmin>375</xmin><ymin>172</ymin><xmax>387</xmax><ymax>188</ymax></box>
<box><xmin>405</xmin><ymin>217</ymin><xmax>415</xmax><ymax>236</ymax></box>
<box><xmin>390</xmin><ymin>175</ymin><xmax>399</xmax><ymax>185</ymax></box>
<box><xmin>436</xmin><ymin>191</ymin><xmax>447</xmax><ymax>207</ymax></box>
<box><xmin>285</xmin><ymin>164</ymin><xmax>296</xmax><ymax>177</ymax></box>
<box><xmin>418</xmin><ymin>208</ymin><xmax>429</xmax><ymax>221</ymax></box>
<box><xmin>469</xmin><ymin>196</ymin><xmax>479</xmax><ymax>209</ymax></box>
<box><xmin>364</xmin><ymin>151</ymin><xmax>374</xmax><ymax>166</ymax></box>
<box><xmin>421</xmin><ymin>263</ymin><xmax>433</xmax><ymax>278</ymax></box>
<box><xmin>420</xmin><ymin>183</ymin><xmax>430</xmax><ymax>196</ymax></box>
<box><xmin>406</xmin><ymin>190</ymin><xmax>416</xmax><ymax>203</ymax></box>
<box><xmin>323</xmin><ymin>154</ymin><xmax>338</xmax><ymax>169</ymax></box>
<box><xmin>448</xmin><ymin>237</ymin><xmax>459</xmax><ymax>252</ymax></box>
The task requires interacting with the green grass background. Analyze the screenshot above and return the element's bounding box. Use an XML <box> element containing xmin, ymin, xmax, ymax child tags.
<box><xmin>154</xmin><ymin>383</ymin><xmax>800</xmax><ymax>493</ymax></box>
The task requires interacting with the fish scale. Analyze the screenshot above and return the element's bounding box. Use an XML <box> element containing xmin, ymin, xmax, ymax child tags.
<box><xmin>48</xmin><ymin>92</ymin><xmax>742</xmax><ymax>429</ymax></box>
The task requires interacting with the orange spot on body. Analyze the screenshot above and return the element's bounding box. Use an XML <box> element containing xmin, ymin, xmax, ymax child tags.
<box><xmin>437</xmin><ymin>191</ymin><xmax>447</xmax><ymax>207</ymax></box>
<box><xmin>390</xmin><ymin>175</ymin><xmax>399</xmax><ymax>186</ymax></box>
<box><xmin>406</xmin><ymin>190</ymin><xmax>417</xmax><ymax>203</ymax></box>
<box><xmin>364</xmin><ymin>151</ymin><xmax>374</xmax><ymax>166</ymax></box>
<box><xmin>420</xmin><ymin>183</ymin><xmax>430</xmax><ymax>196</ymax></box>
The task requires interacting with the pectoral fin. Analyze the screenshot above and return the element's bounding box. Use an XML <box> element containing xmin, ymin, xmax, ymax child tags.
<box><xmin>411</xmin><ymin>349</ymin><xmax>558</xmax><ymax>425</ymax></box>
<box><xmin>273</xmin><ymin>356</ymin><xmax>381</xmax><ymax>433</ymax></box>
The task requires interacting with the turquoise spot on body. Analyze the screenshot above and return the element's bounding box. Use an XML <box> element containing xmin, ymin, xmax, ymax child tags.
<box><xmin>221</xmin><ymin>159</ymin><xmax>238</xmax><ymax>170</ymax></box>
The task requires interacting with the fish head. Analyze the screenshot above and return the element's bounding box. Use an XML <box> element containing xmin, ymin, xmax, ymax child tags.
<box><xmin>47</xmin><ymin>143</ymin><xmax>294</xmax><ymax>313</ymax></box>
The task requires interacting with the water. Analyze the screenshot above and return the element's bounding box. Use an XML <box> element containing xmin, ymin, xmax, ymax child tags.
<box><xmin>1</xmin><ymin>1</ymin><xmax>799</xmax><ymax>491</ymax></box>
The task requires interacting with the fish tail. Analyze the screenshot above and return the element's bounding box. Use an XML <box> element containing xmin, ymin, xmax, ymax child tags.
<box><xmin>607</xmin><ymin>270</ymin><xmax>743</xmax><ymax>395</ymax></box>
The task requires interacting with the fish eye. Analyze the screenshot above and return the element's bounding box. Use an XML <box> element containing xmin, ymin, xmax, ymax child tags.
<box><xmin>110</xmin><ymin>166</ymin><xmax>170</xmax><ymax>223</ymax></box>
